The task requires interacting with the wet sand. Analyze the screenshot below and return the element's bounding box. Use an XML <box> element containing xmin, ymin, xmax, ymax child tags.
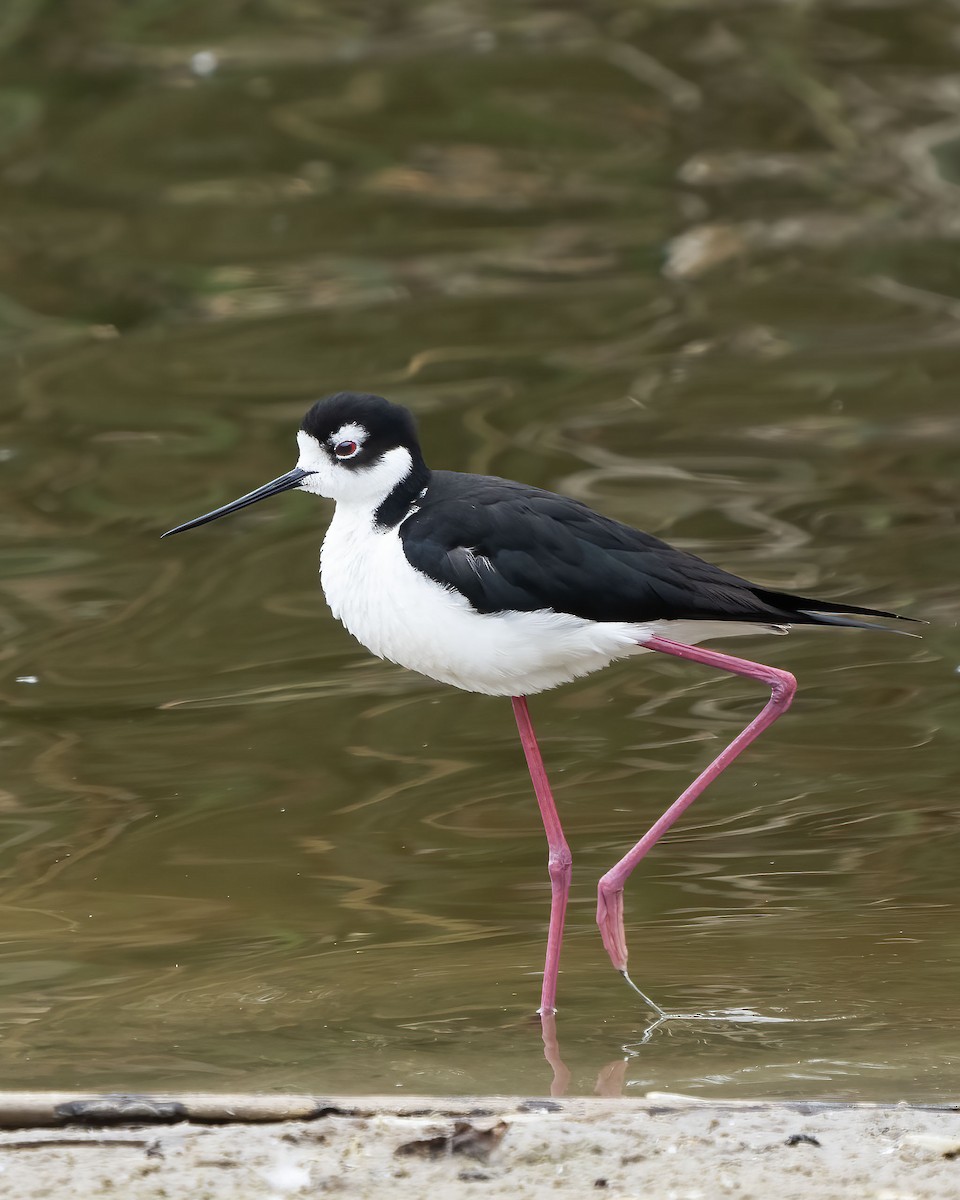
<box><xmin>0</xmin><ymin>1091</ymin><xmax>956</xmax><ymax>1198</ymax></box>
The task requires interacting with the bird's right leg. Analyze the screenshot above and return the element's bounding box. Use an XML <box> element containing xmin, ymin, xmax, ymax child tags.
<box><xmin>596</xmin><ymin>636</ymin><xmax>797</xmax><ymax>988</ymax></box>
<box><xmin>511</xmin><ymin>695</ymin><xmax>572</xmax><ymax>1016</ymax></box>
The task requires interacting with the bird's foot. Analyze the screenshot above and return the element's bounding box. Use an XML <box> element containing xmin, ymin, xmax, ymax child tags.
<box><xmin>598</xmin><ymin>880</ymin><xmax>666</xmax><ymax>1017</ymax></box>
<box><xmin>596</xmin><ymin>879</ymin><xmax>628</xmax><ymax>972</ymax></box>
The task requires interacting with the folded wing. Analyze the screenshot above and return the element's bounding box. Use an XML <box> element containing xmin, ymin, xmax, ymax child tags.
<box><xmin>400</xmin><ymin>472</ymin><xmax>910</xmax><ymax>631</ymax></box>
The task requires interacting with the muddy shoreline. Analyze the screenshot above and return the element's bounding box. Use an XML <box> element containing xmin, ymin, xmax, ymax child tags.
<box><xmin>0</xmin><ymin>1091</ymin><xmax>956</xmax><ymax>1198</ymax></box>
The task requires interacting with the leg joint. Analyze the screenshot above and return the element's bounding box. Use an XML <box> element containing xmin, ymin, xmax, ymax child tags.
<box><xmin>549</xmin><ymin>844</ymin><xmax>572</xmax><ymax>873</ymax></box>
<box><xmin>769</xmin><ymin>667</ymin><xmax>797</xmax><ymax>703</ymax></box>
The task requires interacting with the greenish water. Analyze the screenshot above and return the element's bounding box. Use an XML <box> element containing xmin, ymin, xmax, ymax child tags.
<box><xmin>0</xmin><ymin>2</ymin><xmax>957</xmax><ymax>1099</ymax></box>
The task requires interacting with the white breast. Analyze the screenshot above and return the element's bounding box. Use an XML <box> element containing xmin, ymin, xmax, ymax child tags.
<box><xmin>318</xmin><ymin>504</ymin><xmax>651</xmax><ymax>695</ymax></box>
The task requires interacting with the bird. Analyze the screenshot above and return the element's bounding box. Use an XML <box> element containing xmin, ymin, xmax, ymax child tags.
<box><xmin>163</xmin><ymin>391</ymin><xmax>915</xmax><ymax>1015</ymax></box>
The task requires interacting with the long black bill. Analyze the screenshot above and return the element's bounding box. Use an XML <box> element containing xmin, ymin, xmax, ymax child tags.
<box><xmin>161</xmin><ymin>467</ymin><xmax>315</xmax><ymax>538</ymax></box>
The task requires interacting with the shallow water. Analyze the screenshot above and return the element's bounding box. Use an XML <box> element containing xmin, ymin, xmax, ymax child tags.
<box><xmin>0</xmin><ymin>2</ymin><xmax>957</xmax><ymax>1099</ymax></box>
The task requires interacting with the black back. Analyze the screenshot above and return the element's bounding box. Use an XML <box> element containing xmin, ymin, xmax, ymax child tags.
<box><xmin>400</xmin><ymin>471</ymin><xmax>901</xmax><ymax>629</ymax></box>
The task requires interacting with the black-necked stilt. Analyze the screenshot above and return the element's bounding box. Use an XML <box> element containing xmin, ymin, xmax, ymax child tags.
<box><xmin>163</xmin><ymin>392</ymin><xmax>915</xmax><ymax>1015</ymax></box>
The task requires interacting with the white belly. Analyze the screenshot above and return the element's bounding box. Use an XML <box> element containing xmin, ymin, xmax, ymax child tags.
<box><xmin>319</xmin><ymin>506</ymin><xmax>782</xmax><ymax>697</ymax></box>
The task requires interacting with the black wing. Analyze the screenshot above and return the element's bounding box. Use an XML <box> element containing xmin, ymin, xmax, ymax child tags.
<box><xmin>400</xmin><ymin>472</ymin><xmax>908</xmax><ymax>630</ymax></box>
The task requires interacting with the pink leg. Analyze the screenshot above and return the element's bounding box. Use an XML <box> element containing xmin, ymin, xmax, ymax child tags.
<box><xmin>596</xmin><ymin>635</ymin><xmax>797</xmax><ymax>976</ymax></box>
<box><xmin>512</xmin><ymin>696</ymin><xmax>572</xmax><ymax>1015</ymax></box>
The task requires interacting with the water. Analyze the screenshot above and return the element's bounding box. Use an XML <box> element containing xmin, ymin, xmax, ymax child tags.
<box><xmin>0</xmin><ymin>2</ymin><xmax>957</xmax><ymax>1099</ymax></box>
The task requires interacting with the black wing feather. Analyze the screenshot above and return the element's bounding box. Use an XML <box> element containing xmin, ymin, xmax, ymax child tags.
<box><xmin>400</xmin><ymin>472</ymin><xmax>909</xmax><ymax>630</ymax></box>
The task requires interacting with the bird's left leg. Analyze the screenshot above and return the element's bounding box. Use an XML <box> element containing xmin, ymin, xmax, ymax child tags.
<box><xmin>596</xmin><ymin>635</ymin><xmax>797</xmax><ymax>981</ymax></box>
<box><xmin>512</xmin><ymin>696</ymin><xmax>572</xmax><ymax>1016</ymax></box>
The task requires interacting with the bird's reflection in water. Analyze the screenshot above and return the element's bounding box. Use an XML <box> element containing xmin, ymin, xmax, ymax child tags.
<box><xmin>539</xmin><ymin>1009</ymin><xmax>633</xmax><ymax>1099</ymax></box>
<box><xmin>537</xmin><ymin>1019</ymin><xmax>627</xmax><ymax>1098</ymax></box>
<box><xmin>538</xmin><ymin>1013</ymin><xmax>571</xmax><ymax>1098</ymax></box>
<box><xmin>539</xmin><ymin>997</ymin><xmax>846</xmax><ymax>1097</ymax></box>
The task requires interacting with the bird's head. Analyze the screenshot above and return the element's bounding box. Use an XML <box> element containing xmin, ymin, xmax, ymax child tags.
<box><xmin>295</xmin><ymin>392</ymin><xmax>423</xmax><ymax>504</ymax></box>
<box><xmin>162</xmin><ymin>392</ymin><xmax>426</xmax><ymax>537</ymax></box>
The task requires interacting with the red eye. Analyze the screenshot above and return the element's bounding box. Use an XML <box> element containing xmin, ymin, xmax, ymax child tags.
<box><xmin>334</xmin><ymin>440</ymin><xmax>358</xmax><ymax>458</ymax></box>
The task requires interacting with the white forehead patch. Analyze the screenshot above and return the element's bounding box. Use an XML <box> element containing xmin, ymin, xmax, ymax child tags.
<box><xmin>329</xmin><ymin>422</ymin><xmax>369</xmax><ymax>447</ymax></box>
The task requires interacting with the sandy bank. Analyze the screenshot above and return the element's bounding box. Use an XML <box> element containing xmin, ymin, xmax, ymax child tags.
<box><xmin>0</xmin><ymin>1090</ymin><xmax>956</xmax><ymax>1198</ymax></box>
